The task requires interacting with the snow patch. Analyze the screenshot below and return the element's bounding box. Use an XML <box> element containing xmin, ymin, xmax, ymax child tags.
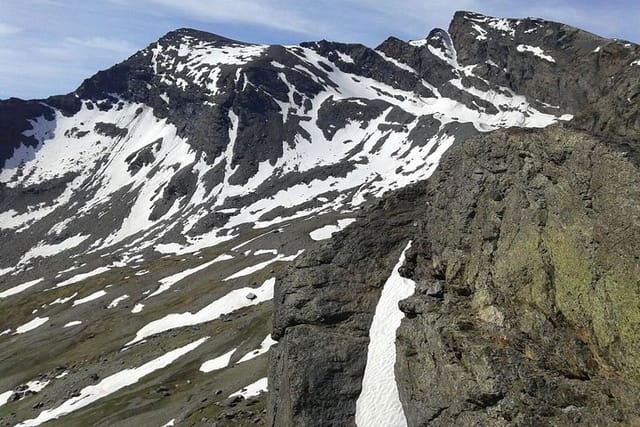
<box><xmin>408</xmin><ymin>38</ymin><xmax>427</xmax><ymax>47</ymax></box>
<box><xmin>199</xmin><ymin>348</ymin><xmax>236</xmax><ymax>373</ymax></box>
<box><xmin>355</xmin><ymin>241</ymin><xmax>415</xmax><ymax>427</ymax></box>
<box><xmin>49</xmin><ymin>292</ymin><xmax>78</xmax><ymax>305</ymax></box>
<box><xmin>309</xmin><ymin>218</ymin><xmax>356</xmax><ymax>241</ymax></box>
<box><xmin>14</xmin><ymin>317</ymin><xmax>49</xmax><ymax>334</ymax></box>
<box><xmin>336</xmin><ymin>51</ymin><xmax>354</xmax><ymax>64</ymax></box>
<box><xmin>0</xmin><ymin>390</ymin><xmax>13</xmax><ymax>407</ymax></box>
<box><xmin>107</xmin><ymin>294</ymin><xmax>129</xmax><ymax>308</ymax></box>
<box><xmin>72</xmin><ymin>290</ymin><xmax>107</xmax><ymax>306</ymax></box>
<box><xmin>224</xmin><ymin>251</ymin><xmax>303</xmax><ymax>281</ymax></box>
<box><xmin>471</xmin><ymin>23</ymin><xmax>488</xmax><ymax>40</ymax></box>
<box><xmin>17</xmin><ymin>337</ymin><xmax>208</xmax><ymax>427</ymax></box>
<box><xmin>55</xmin><ymin>266</ymin><xmax>111</xmax><ymax>288</ymax></box>
<box><xmin>63</xmin><ymin>321</ymin><xmax>82</xmax><ymax>328</ymax></box>
<box><xmin>516</xmin><ymin>44</ymin><xmax>556</xmax><ymax>63</ymax></box>
<box><xmin>487</xmin><ymin>18</ymin><xmax>518</xmax><ymax>37</ymax></box>
<box><xmin>0</xmin><ymin>278</ymin><xmax>44</xmax><ymax>299</ymax></box>
<box><xmin>20</xmin><ymin>234</ymin><xmax>90</xmax><ymax>265</ymax></box>
<box><xmin>253</xmin><ymin>249</ymin><xmax>278</xmax><ymax>256</ymax></box>
<box><xmin>148</xmin><ymin>256</ymin><xmax>230</xmax><ymax>298</ymax></box>
<box><xmin>229</xmin><ymin>377</ymin><xmax>268</xmax><ymax>399</ymax></box>
<box><xmin>126</xmin><ymin>278</ymin><xmax>275</xmax><ymax>346</ymax></box>
<box><xmin>237</xmin><ymin>334</ymin><xmax>277</xmax><ymax>363</ymax></box>
<box><xmin>375</xmin><ymin>51</ymin><xmax>417</xmax><ymax>74</ymax></box>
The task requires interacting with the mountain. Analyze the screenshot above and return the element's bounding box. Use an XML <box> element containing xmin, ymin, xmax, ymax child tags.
<box><xmin>1</xmin><ymin>10</ymin><xmax>639</xmax><ymax>426</ymax></box>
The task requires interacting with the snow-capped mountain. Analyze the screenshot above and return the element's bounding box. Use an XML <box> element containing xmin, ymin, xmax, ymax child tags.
<box><xmin>1</xmin><ymin>10</ymin><xmax>639</xmax><ymax>426</ymax></box>
<box><xmin>0</xmin><ymin>16</ymin><xmax>577</xmax><ymax>270</ymax></box>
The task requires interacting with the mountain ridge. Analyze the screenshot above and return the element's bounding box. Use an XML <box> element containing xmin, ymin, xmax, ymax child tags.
<box><xmin>1</xmin><ymin>10</ymin><xmax>639</xmax><ymax>426</ymax></box>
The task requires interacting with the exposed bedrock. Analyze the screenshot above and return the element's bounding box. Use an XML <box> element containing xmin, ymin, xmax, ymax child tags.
<box><xmin>269</xmin><ymin>124</ymin><xmax>640</xmax><ymax>426</ymax></box>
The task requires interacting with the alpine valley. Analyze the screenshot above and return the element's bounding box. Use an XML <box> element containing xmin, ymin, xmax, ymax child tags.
<box><xmin>1</xmin><ymin>10</ymin><xmax>640</xmax><ymax>427</ymax></box>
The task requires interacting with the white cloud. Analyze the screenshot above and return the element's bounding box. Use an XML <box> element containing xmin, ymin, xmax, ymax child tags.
<box><xmin>0</xmin><ymin>34</ymin><xmax>137</xmax><ymax>99</ymax></box>
<box><xmin>65</xmin><ymin>36</ymin><xmax>136</xmax><ymax>53</ymax></box>
<box><xmin>0</xmin><ymin>23</ymin><xmax>21</xmax><ymax>35</ymax></box>
<box><xmin>144</xmin><ymin>0</ymin><xmax>330</xmax><ymax>36</ymax></box>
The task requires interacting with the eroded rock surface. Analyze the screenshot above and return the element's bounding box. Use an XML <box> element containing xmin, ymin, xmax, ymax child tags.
<box><xmin>270</xmin><ymin>123</ymin><xmax>640</xmax><ymax>426</ymax></box>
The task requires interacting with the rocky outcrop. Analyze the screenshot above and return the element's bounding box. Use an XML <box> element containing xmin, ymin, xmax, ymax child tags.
<box><xmin>2</xmin><ymin>9</ymin><xmax>640</xmax><ymax>426</ymax></box>
<box><xmin>270</xmin><ymin>123</ymin><xmax>640</xmax><ymax>426</ymax></box>
<box><xmin>269</xmin><ymin>185</ymin><xmax>423</xmax><ymax>426</ymax></box>
<box><xmin>397</xmin><ymin>125</ymin><xmax>640</xmax><ymax>425</ymax></box>
<box><xmin>269</xmin><ymin>11</ymin><xmax>640</xmax><ymax>426</ymax></box>
<box><xmin>449</xmin><ymin>11</ymin><xmax>640</xmax><ymax>140</ymax></box>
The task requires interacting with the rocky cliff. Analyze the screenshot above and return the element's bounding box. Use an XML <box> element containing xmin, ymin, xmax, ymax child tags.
<box><xmin>269</xmin><ymin>11</ymin><xmax>640</xmax><ymax>427</ymax></box>
<box><xmin>270</xmin><ymin>124</ymin><xmax>640</xmax><ymax>426</ymax></box>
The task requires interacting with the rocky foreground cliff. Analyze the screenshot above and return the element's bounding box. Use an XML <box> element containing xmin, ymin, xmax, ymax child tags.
<box><xmin>269</xmin><ymin>11</ymin><xmax>640</xmax><ymax>427</ymax></box>
<box><xmin>270</xmin><ymin>125</ymin><xmax>640</xmax><ymax>426</ymax></box>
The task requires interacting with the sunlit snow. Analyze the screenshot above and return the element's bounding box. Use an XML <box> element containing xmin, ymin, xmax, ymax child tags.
<box><xmin>199</xmin><ymin>348</ymin><xmax>236</xmax><ymax>373</ymax></box>
<box><xmin>516</xmin><ymin>44</ymin><xmax>556</xmax><ymax>62</ymax></box>
<box><xmin>14</xmin><ymin>317</ymin><xmax>49</xmax><ymax>335</ymax></box>
<box><xmin>224</xmin><ymin>251</ymin><xmax>303</xmax><ymax>281</ymax></box>
<box><xmin>63</xmin><ymin>321</ymin><xmax>82</xmax><ymax>328</ymax></box>
<box><xmin>0</xmin><ymin>278</ymin><xmax>44</xmax><ymax>299</ymax></box>
<box><xmin>126</xmin><ymin>278</ymin><xmax>275</xmax><ymax>346</ymax></box>
<box><xmin>72</xmin><ymin>290</ymin><xmax>107</xmax><ymax>306</ymax></box>
<box><xmin>236</xmin><ymin>334</ymin><xmax>277</xmax><ymax>363</ymax></box>
<box><xmin>55</xmin><ymin>267</ymin><xmax>111</xmax><ymax>288</ymax></box>
<box><xmin>148</xmin><ymin>255</ymin><xmax>231</xmax><ymax>298</ymax></box>
<box><xmin>17</xmin><ymin>337</ymin><xmax>208</xmax><ymax>427</ymax></box>
<box><xmin>107</xmin><ymin>294</ymin><xmax>129</xmax><ymax>308</ymax></box>
<box><xmin>229</xmin><ymin>377</ymin><xmax>268</xmax><ymax>399</ymax></box>
<box><xmin>355</xmin><ymin>242</ymin><xmax>415</xmax><ymax>427</ymax></box>
<box><xmin>309</xmin><ymin>218</ymin><xmax>356</xmax><ymax>241</ymax></box>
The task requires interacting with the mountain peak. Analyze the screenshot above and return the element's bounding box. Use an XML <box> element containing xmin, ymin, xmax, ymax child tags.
<box><xmin>158</xmin><ymin>27</ymin><xmax>251</xmax><ymax>46</ymax></box>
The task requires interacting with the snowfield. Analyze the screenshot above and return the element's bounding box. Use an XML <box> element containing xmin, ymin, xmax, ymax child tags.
<box><xmin>355</xmin><ymin>242</ymin><xmax>416</xmax><ymax>427</ymax></box>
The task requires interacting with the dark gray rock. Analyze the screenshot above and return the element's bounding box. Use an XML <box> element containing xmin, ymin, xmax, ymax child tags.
<box><xmin>269</xmin><ymin>124</ymin><xmax>640</xmax><ymax>426</ymax></box>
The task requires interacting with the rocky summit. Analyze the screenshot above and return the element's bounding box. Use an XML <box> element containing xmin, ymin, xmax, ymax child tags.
<box><xmin>0</xmin><ymin>9</ymin><xmax>639</xmax><ymax>427</ymax></box>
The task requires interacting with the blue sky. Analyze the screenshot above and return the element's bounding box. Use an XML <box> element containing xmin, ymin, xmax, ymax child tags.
<box><xmin>1</xmin><ymin>0</ymin><xmax>639</xmax><ymax>100</ymax></box>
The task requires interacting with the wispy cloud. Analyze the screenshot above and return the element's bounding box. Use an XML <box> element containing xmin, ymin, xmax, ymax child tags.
<box><xmin>0</xmin><ymin>33</ymin><xmax>137</xmax><ymax>99</ymax></box>
<box><xmin>144</xmin><ymin>0</ymin><xmax>330</xmax><ymax>36</ymax></box>
<box><xmin>29</xmin><ymin>36</ymin><xmax>136</xmax><ymax>61</ymax></box>
<box><xmin>65</xmin><ymin>36</ymin><xmax>136</xmax><ymax>53</ymax></box>
<box><xmin>0</xmin><ymin>23</ymin><xmax>21</xmax><ymax>35</ymax></box>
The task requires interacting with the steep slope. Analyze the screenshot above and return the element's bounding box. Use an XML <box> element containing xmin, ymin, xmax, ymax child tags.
<box><xmin>269</xmin><ymin>12</ymin><xmax>640</xmax><ymax>427</ymax></box>
<box><xmin>395</xmin><ymin>125</ymin><xmax>640</xmax><ymax>426</ymax></box>
<box><xmin>0</xmin><ymin>22</ymin><xmax>571</xmax><ymax>274</ymax></box>
<box><xmin>1</xmin><ymin>9</ymin><xmax>637</xmax><ymax>427</ymax></box>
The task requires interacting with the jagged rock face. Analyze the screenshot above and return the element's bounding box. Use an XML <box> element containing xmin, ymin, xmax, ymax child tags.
<box><xmin>270</xmin><ymin>124</ymin><xmax>640</xmax><ymax>426</ymax></box>
<box><xmin>269</xmin><ymin>12</ymin><xmax>640</xmax><ymax>427</ymax></box>
<box><xmin>269</xmin><ymin>189</ymin><xmax>421</xmax><ymax>426</ymax></box>
<box><xmin>449</xmin><ymin>11</ymin><xmax>640</xmax><ymax>139</ymax></box>
<box><xmin>396</xmin><ymin>126</ymin><xmax>640</xmax><ymax>426</ymax></box>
